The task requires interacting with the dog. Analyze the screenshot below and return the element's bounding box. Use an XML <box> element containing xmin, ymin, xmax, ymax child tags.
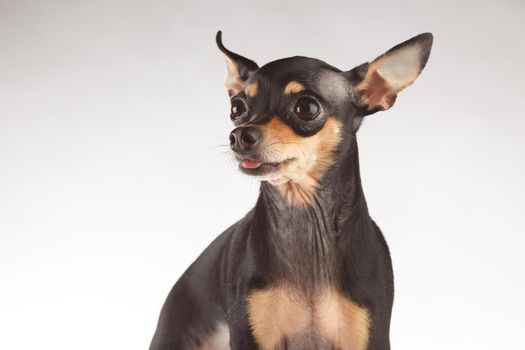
<box><xmin>150</xmin><ymin>30</ymin><xmax>433</xmax><ymax>350</ymax></box>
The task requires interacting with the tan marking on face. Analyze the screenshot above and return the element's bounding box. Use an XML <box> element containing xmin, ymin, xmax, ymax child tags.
<box><xmin>284</xmin><ymin>80</ymin><xmax>306</xmax><ymax>95</ymax></box>
<box><xmin>256</xmin><ymin>116</ymin><xmax>342</xmax><ymax>207</ymax></box>
<box><xmin>247</xmin><ymin>285</ymin><xmax>370</xmax><ymax>350</ymax></box>
<box><xmin>244</xmin><ymin>82</ymin><xmax>259</xmax><ymax>97</ymax></box>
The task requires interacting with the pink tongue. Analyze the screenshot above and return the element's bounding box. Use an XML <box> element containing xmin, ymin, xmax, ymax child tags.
<box><xmin>241</xmin><ymin>159</ymin><xmax>262</xmax><ymax>169</ymax></box>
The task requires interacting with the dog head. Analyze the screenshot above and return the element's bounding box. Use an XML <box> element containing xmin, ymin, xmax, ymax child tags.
<box><xmin>217</xmin><ymin>31</ymin><xmax>432</xmax><ymax>206</ymax></box>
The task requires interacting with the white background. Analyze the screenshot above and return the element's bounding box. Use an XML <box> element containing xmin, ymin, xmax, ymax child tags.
<box><xmin>1</xmin><ymin>0</ymin><xmax>524</xmax><ymax>349</ymax></box>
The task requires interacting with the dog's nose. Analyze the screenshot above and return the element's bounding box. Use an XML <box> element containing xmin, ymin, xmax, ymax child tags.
<box><xmin>229</xmin><ymin>127</ymin><xmax>261</xmax><ymax>153</ymax></box>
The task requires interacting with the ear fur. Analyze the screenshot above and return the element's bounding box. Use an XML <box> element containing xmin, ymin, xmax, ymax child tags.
<box><xmin>216</xmin><ymin>31</ymin><xmax>259</xmax><ymax>97</ymax></box>
<box><xmin>348</xmin><ymin>33</ymin><xmax>433</xmax><ymax>114</ymax></box>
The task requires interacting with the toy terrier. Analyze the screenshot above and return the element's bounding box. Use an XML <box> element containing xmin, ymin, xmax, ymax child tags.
<box><xmin>150</xmin><ymin>30</ymin><xmax>433</xmax><ymax>350</ymax></box>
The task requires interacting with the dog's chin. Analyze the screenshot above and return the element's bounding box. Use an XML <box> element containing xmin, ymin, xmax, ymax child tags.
<box><xmin>237</xmin><ymin>158</ymin><xmax>295</xmax><ymax>181</ymax></box>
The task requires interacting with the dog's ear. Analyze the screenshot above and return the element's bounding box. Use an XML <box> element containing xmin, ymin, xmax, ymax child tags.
<box><xmin>216</xmin><ymin>31</ymin><xmax>259</xmax><ymax>97</ymax></box>
<box><xmin>347</xmin><ymin>33</ymin><xmax>433</xmax><ymax>115</ymax></box>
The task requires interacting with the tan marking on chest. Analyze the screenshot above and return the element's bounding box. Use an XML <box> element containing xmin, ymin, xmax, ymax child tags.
<box><xmin>316</xmin><ymin>290</ymin><xmax>371</xmax><ymax>350</ymax></box>
<box><xmin>247</xmin><ymin>285</ymin><xmax>370</xmax><ymax>350</ymax></box>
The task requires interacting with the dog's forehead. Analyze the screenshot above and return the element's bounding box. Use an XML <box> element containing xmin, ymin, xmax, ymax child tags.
<box><xmin>252</xmin><ymin>56</ymin><xmax>349</xmax><ymax>101</ymax></box>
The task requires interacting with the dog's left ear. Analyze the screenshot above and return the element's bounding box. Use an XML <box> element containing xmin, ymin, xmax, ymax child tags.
<box><xmin>347</xmin><ymin>33</ymin><xmax>433</xmax><ymax>114</ymax></box>
<box><xmin>216</xmin><ymin>31</ymin><xmax>259</xmax><ymax>97</ymax></box>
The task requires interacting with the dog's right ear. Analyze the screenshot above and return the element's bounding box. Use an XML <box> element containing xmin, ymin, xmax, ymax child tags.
<box><xmin>216</xmin><ymin>31</ymin><xmax>259</xmax><ymax>97</ymax></box>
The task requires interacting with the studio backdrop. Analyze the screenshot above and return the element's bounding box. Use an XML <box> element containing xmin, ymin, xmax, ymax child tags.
<box><xmin>0</xmin><ymin>0</ymin><xmax>524</xmax><ymax>349</ymax></box>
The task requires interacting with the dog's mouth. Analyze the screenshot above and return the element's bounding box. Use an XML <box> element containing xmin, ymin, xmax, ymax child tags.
<box><xmin>236</xmin><ymin>156</ymin><xmax>295</xmax><ymax>176</ymax></box>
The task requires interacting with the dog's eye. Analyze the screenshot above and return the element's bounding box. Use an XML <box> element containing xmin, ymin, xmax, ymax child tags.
<box><xmin>230</xmin><ymin>99</ymin><xmax>247</xmax><ymax>120</ymax></box>
<box><xmin>293</xmin><ymin>97</ymin><xmax>320</xmax><ymax>120</ymax></box>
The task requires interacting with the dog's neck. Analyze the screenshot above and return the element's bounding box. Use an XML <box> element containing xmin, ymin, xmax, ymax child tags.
<box><xmin>254</xmin><ymin>138</ymin><xmax>370</xmax><ymax>285</ymax></box>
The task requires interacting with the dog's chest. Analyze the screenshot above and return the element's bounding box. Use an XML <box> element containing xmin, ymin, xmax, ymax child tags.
<box><xmin>246</xmin><ymin>284</ymin><xmax>370</xmax><ymax>350</ymax></box>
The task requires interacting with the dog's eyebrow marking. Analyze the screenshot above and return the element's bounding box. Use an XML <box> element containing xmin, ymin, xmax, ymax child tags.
<box><xmin>245</xmin><ymin>82</ymin><xmax>259</xmax><ymax>97</ymax></box>
<box><xmin>284</xmin><ymin>80</ymin><xmax>306</xmax><ymax>95</ymax></box>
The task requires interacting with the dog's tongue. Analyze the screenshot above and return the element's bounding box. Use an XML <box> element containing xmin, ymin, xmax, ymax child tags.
<box><xmin>241</xmin><ymin>159</ymin><xmax>262</xmax><ymax>169</ymax></box>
